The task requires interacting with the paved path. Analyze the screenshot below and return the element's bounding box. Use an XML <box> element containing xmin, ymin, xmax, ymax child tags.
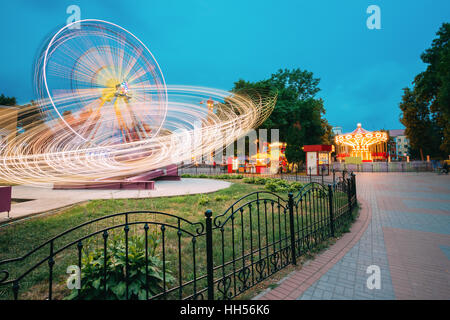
<box><xmin>257</xmin><ymin>172</ymin><xmax>450</xmax><ymax>300</ymax></box>
<box><xmin>0</xmin><ymin>178</ymin><xmax>231</xmax><ymax>223</ymax></box>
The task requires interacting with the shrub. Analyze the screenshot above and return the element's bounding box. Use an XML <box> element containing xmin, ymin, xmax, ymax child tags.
<box><xmin>197</xmin><ymin>194</ymin><xmax>210</xmax><ymax>205</ymax></box>
<box><xmin>182</xmin><ymin>174</ymin><xmax>244</xmax><ymax>180</ymax></box>
<box><xmin>264</xmin><ymin>179</ymin><xmax>281</xmax><ymax>192</ymax></box>
<box><xmin>214</xmin><ymin>194</ymin><xmax>230</xmax><ymax>201</ymax></box>
<box><xmin>66</xmin><ymin>234</ymin><xmax>174</xmax><ymax>300</ymax></box>
<box><xmin>254</xmin><ymin>177</ymin><xmax>268</xmax><ymax>185</ymax></box>
<box><xmin>289</xmin><ymin>182</ymin><xmax>305</xmax><ymax>192</ymax></box>
<box><xmin>242</xmin><ymin>177</ymin><xmax>255</xmax><ymax>184</ymax></box>
<box><xmin>264</xmin><ymin>179</ymin><xmax>303</xmax><ymax>193</ymax></box>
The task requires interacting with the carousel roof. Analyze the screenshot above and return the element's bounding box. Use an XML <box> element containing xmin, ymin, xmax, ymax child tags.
<box><xmin>335</xmin><ymin>123</ymin><xmax>388</xmax><ymax>146</ymax></box>
<box><xmin>349</xmin><ymin>123</ymin><xmax>369</xmax><ymax>135</ymax></box>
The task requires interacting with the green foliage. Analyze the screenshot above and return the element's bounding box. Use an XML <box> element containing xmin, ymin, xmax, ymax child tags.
<box><xmin>181</xmin><ymin>174</ymin><xmax>243</xmax><ymax>180</ymax></box>
<box><xmin>214</xmin><ymin>194</ymin><xmax>230</xmax><ymax>201</ymax></box>
<box><xmin>242</xmin><ymin>177</ymin><xmax>304</xmax><ymax>193</ymax></box>
<box><xmin>254</xmin><ymin>177</ymin><xmax>268</xmax><ymax>185</ymax></box>
<box><xmin>242</xmin><ymin>177</ymin><xmax>255</xmax><ymax>184</ymax></box>
<box><xmin>399</xmin><ymin>88</ymin><xmax>441</xmax><ymax>159</ymax></box>
<box><xmin>197</xmin><ymin>194</ymin><xmax>210</xmax><ymax>205</ymax></box>
<box><xmin>264</xmin><ymin>179</ymin><xmax>291</xmax><ymax>192</ymax></box>
<box><xmin>242</xmin><ymin>177</ymin><xmax>268</xmax><ymax>185</ymax></box>
<box><xmin>66</xmin><ymin>234</ymin><xmax>174</xmax><ymax>300</ymax></box>
<box><xmin>0</xmin><ymin>94</ymin><xmax>16</xmax><ymax>106</ymax></box>
<box><xmin>180</xmin><ymin>174</ymin><xmax>193</xmax><ymax>178</ymax></box>
<box><xmin>400</xmin><ymin>23</ymin><xmax>450</xmax><ymax>158</ymax></box>
<box><xmin>289</xmin><ymin>182</ymin><xmax>305</xmax><ymax>192</ymax></box>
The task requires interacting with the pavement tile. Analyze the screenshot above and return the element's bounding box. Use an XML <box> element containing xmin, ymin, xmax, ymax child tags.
<box><xmin>258</xmin><ymin>173</ymin><xmax>450</xmax><ymax>300</ymax></box>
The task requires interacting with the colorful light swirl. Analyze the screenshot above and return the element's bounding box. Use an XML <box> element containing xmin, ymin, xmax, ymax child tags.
<box><xmin>0</xmin><ymin>20</ymin><xmax>276</xmax><ymax>186</ymax></box>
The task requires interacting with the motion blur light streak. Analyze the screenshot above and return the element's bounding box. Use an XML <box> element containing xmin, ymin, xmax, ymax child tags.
<box><xmin>0</xmin><ymin>20</ymin><xmax>276</xmax><ymax>186</ymax></box>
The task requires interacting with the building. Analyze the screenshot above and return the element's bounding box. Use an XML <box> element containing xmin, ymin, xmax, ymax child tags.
<box><xmin>388</xmin><ymin>129</ymin><xmax>409</xmax><ymax>160</ymax></box>
<box><xmin>332</xmin><ymin>126</ymin><xmax>343</xmax><ymax>136</ymax></box>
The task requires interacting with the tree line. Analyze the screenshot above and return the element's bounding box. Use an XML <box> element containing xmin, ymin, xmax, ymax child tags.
<box><xmin>231</xmin><ymin>68</ymin><xmax>333</xmax><ymax>167</ymax></box>
<box><xmin>399</xmin><ymin>23</ymin><xmax>449</xmax><ymax>160</ymax></box>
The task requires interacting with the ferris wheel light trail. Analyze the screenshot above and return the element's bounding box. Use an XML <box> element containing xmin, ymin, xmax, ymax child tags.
<box><xmin>0</xmin><ymin>20</ymin><xmax>276</xmax><ymax>186</ymax></box>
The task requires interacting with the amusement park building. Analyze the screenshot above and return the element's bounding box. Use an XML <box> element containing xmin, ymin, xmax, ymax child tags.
<box><xmin>388</xmin><ymin>129</ymin><xmax>409</xmax><ymax>160</ymax></box>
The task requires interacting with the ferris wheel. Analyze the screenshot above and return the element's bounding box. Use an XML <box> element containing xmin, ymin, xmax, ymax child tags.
<box><xmin>36</xmin><ymin>19</ymin><xmax>168</xmax><ymax>146</ymax></box>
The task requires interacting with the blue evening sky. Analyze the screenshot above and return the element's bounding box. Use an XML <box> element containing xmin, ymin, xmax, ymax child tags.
<box><xmin>0</xmin><ymin>0</ymin><xmax>449</xmax><ymax>132</ymax></box>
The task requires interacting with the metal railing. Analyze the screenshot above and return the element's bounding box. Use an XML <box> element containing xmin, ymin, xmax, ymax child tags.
<box><xmin>0</xmin><ymin>175</ymin><xmax>357</xmax><ymax>300</ymax></box>
<box><xmin>332</xmin><ymin>161</ymin><xmax>434</xmax><ymax>172</ymax></box>
<box><xmin>178</xmin><ymin>164</ymin><xmax>345</xmax><ymax>185</ymax></box>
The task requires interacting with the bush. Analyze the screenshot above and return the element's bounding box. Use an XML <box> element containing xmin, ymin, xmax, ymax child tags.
<box><xmin>214</xmin><ymin>195</ymin><xmax>230</xmax><ymax>201</ymax></box>
<box><xmin>254</xmin><ymin>177</ymin><xmax>268</xmax><ymax>185</ymax></box>
<box><xmin>264</xmin><ymin>179</ymin><xmax>304</xmax><ymax>193</ymax></box>
<box><xmin>242</xmin><ymin>177</ymin><xmax>255</xmax><ymax>184</ymax></box>
<box><xmin>66</xmin><ymin>234</ymin><xmax>174</xmax><ymax>300</ymax></box>
<box><xmin>197</xmin><ymin>194</ymin><xmax>210</xmax><ymax>205</ymax></box>
<box><xmin>181</xmin><ymin>174</ymin><xmax>244</xmax><ymax>180</ymax></box>
<box><xmin>289</xmin><ymin>182</ymin><xmax>305</xmax><ymax>192</ymax></box>
<box><xmin>264</xmin><ymin>179</ymin><xmax>286</xmax><ymax>192</ymax></box>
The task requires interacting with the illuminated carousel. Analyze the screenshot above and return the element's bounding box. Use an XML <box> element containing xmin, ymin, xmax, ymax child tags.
<box><xmin>334</xmin><ymin>123</ymin><xmax>388</xmax><ymax>163</ymax></box>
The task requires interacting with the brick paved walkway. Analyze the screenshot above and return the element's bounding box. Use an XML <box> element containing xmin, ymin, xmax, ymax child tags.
<box><xmin>257</xmin><ymin>173</ymin><xmax>450</xmax><ymax>300</ymax></box>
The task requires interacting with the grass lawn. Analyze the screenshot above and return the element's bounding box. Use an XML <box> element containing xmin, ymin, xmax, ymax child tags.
<box><xmin>0</xmin><ymin>180</ymin><xmax>269</xmax><ymax>299</ymax></box>
<box><xmin>0</xmin><ymin>179</ymin><xmax>355</xmax><ymax>300</ymax></box>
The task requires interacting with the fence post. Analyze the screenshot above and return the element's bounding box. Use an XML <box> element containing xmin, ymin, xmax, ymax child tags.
<box><xmin>205</xmin><ymin>209</ymin><xmax>214</xmax><ymax>300</ymax></box>
<box><xmin>347</xmin><ymin>178</ymin><xmax>352</xmax><ymax>215</ymax></box>
<box><xmin>328</xmin><ymin>184</ymin><xmax>335</xmax><ymax>237</ymax></box>
<box><xmin>321</xmin><ymin>166</ymin><xmax>324</xmax><ymax>185</ymax></box>
<box><xmin>288</xmin><ymin>193</ymin><xmax>297</xmax><ymax>265</ymax></box>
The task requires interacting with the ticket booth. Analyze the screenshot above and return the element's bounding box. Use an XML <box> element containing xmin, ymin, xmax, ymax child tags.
<box><xmin>227</xmin><ymin>157</ymin><xmax>239</xmax><ymax>173</ymax></box>
<box><xmin>303</xmin><ymin>145</ymin><xmax>332</xmax><ymax>176</ymax></box>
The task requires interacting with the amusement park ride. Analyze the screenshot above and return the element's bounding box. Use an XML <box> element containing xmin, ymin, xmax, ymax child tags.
<box><xmin>0</xmin><ymin>19</ymin><xmax>276</xmax><ymax>188</ymax></box>
<box><xmin>334</xmin><ymin>123</ymin><xmax>388</xmax><ymax>163</ymax></box>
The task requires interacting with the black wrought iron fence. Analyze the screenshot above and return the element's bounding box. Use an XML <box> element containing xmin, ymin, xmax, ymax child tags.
<box><xmin>179</xmin><ymin>165</ymin><xmax>345</xmax><ymax>185</ymax></box>
<box><xmin>332</xmin><ymin>161</ymin><xmax>433</xmax><ymax>172</ymax></box>
<box><xmin>0</xmin><ymin>175</ymin><xmax>357</xmax><ymax>300</ymax></box>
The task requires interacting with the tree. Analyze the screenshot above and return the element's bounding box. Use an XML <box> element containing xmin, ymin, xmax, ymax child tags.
<box><xmin>0</xmin><ymin>94</ymin><xmax>16</xmax><ymax>106</ymax></box>
<box><xmin>232</xmin><ymin>68</ymin><xmax>330</xmax><ymax>166</ymax></box>
<box><xmin>400</xmin><ymin>23</ymin><xmax>450</xmax><ymax>158</ymax></box>
<box><xmin>399</xmin><ymin>88</ymin><xmax>441</xmax><ymax>160</ymax></box>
